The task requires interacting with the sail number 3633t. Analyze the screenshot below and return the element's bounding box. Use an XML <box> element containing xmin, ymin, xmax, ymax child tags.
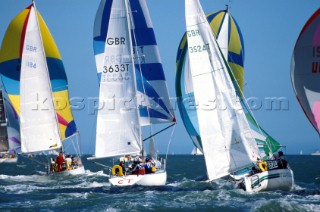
<box><xmin>103</xmin><ymin>64</ymin><xmax>129</xmax><ymax>73</ymax></box>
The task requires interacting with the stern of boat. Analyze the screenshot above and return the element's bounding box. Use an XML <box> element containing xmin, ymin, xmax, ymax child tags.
<box><xmin>244</xmin><ymin>168</ymin><xmax>294</xmax><ymax>192</ymax></box>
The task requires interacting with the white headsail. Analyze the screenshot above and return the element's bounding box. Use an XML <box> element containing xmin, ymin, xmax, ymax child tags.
<box><xmin>20</xmin><ymin>4</ymin><xmax>62</xmax><ymax>153</ymax></box>
<box><xmin>94</xmin><ymin>0</ymin><xmax>141</xmax><ymax>159</ymax></box>
<box><xmin>185</xmin><ymin>0</ymin><xmax>260</xmax><ymax>180</ymax></box>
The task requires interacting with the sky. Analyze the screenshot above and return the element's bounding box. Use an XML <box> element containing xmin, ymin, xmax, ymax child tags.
<box><xmin>0</xmin><ymin>0</ymin><xmax>319</xmax><ymax>155</ymax></box>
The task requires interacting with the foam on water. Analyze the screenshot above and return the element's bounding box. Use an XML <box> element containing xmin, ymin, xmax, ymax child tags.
<box><xmin>1</xmin><ymin>155</ymin><xmax>320</xmax><ymax>210</ymax></box>
<box><xmin>85</xmin><ymin>170</ymin><xmax>109</xmax><ymax>177</ymax></box>
<box><xmin>0</xmin><ymin>174</ymin><xmax>55</xmax><ymax>183</ymax></box>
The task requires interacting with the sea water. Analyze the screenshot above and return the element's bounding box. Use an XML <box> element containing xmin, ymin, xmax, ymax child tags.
<box><xmin>0</xmin><ymin>155</ymin><xmax>320</xmax><ymax>211</ymax></box>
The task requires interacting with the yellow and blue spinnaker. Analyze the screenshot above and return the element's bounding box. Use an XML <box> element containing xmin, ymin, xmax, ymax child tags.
<box><xmin>0</xmin><ymin>5</ymin><xmax>76</xmax><ymax>140</ymax></box>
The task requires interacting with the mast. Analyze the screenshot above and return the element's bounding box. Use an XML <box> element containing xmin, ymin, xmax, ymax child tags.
<box><xmin>125</xmin><ymin>0</ymin><xmax>143</xmax><ymax>155</ymax></box>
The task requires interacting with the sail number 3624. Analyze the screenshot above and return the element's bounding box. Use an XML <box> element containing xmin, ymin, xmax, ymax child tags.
<box><xmin>103</xmin><ymin>64</ymin><xmax>129</xmax><ymax>73</ymax></box>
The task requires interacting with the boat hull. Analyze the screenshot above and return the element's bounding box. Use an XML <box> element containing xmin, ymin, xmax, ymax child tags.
<box><xmin>0</xmin><ymin>157</ymin><xmax>18</xmax><ymax>163</ymax></box>
<box><xmin>311</xmin><ymin>152</ymin><xmax>320</xmax><ymax>156</ymax></box>
<box><xmin>109</xmin><ymin>171</ymin><xmax>167</xmax><ymax>186</ymax></box>
<box><xmin>243</xmin><ymin>168</ymin><xmax>294</xmax><ymax>192</ymax></box>
<box><xmin>49</xmin><ymin>166</ymin><xmax>85</xmax><ymax>176</ymax></box>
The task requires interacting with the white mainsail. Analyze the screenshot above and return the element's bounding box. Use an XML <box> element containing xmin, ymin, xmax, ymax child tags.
<box><xmin>20</xmin><ymin>4</ymin><xmax>62</xmax><ymax>153</ymax></box>
<box><xmin>185</xmin><ymin>0</ymin><xmax>260</xmax><ymax>180</ymax></box>
<box><xmin>94</xmin><ymin>0</ymin><xmax>141</xmax><ymax>158</ymax></box>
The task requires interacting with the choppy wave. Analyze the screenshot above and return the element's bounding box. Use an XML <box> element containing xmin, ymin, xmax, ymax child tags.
<box><xmin>1</xmin><ymin>155</ymin><xmax>320</xmax><ymax>211</ymax></box>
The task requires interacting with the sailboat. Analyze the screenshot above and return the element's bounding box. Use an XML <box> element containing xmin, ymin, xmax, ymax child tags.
<box><xmin>0</xmin><ymin>1</ymin><xmax>84</xmax><ymax>175</ymax></box>
<box><xmin>90</xmin><ymin>0</ymin><xmax>175</xmax><ymax>186</ymax></box>
<box><xmin>182</xmin><ymin>0</ymin><xmax>293</xmax><ymax>192</ymax></box>
<box><xmin>176</xmin><ymin>6</ymin><xmax>245</xmax><ymax>158</ymax></box>
<box><xmin>0</xmin><ymin>90</ymin><xmax>20</xmax><ymax>163</ymax></box>
<box><xmin>176</xmin><ymin>7</ymin><xmax>284</xmax><ymax>162</ymax></box>
<box><xmin>291</xmin><ymin>9</ymin><xmax>320</xmax><ymax>137</ymax></box>
<box><xmin>191</xmin><ymin>147</ymin><xmax>203</xmax><ymax>155</ymax></box>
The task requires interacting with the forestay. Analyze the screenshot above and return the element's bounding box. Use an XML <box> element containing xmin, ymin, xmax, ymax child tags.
<box><xmin>185</xmin><ymin>0</ymin><xmax>260</xmax><ymax>180</ymax></box>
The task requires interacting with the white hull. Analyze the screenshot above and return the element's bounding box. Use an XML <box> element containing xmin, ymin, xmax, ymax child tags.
<box><xmin>311</xmin><ymin>151</ymin><xmax>320</xmax><ymax>155</ymax></box>
<box><xmin>49</xmin><ymin>166</ymin><xmax>85</xmax><ymax>176</ymax></box>
<box><xmin>243</xmin><ymin>168</ymin><xmax>294</xmax><ymax>193</ymax></box>
<box><xmin>0</xmin><ymin>157</ymin><xmax>18</xmax><ymax>163</ymax></box>
<box><xmin>109</xmin><ymin>171</ymin><xmax>167</xmax><ymax>187</ymax></box>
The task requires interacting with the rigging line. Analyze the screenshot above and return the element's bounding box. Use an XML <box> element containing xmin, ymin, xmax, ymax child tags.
<box><xmin>217</xmin><ymin>12</ymin><xmax>274</xmax><ymax>157</ymax></box>
<box><xmin>75</xmin><ymin>131</ymin><xmax>82</xmax><ymax>156</ymax></box>
<box><xmin>88</xmin><ymin>115</ymin><xmax>97</xmax><ymax>155</ymax></box>
<box><xmin>142</xmin><ymin>123</ymin><xmax>176</xmax><ymax>142</ymax></box>
<box><xmin>217</xmin><ymin>40</ymin><xmax>273</xmax><ymax>159</ymax></box>
<box><xmin>32</xmin><ymin>2</ymin><xmax>63</xmax><ymax>146</ymax></box>
<box><xmin>92</xmin><ymin>161</ymin><xmax>112</xmax><ymax>170</ymax></box>
<box><xmin>125</xmin><ymin>0</ymin><xmax>143</xmax><ymax>151</ymax></box>
<box><xmin>65</xmin><ymin>131</ymin><xmax>82</xmax><ymax>156</ymax></box>
<box><xmin>70</xmin><ymin>136</ymin><xmax>79</xmax><ymax>156</ymax></box>
<box><xmin>230</xmin><ymin>68</ymin><xmax>275</xmax><ymax>157</ymax></box>
<box><xmin>20</xmin><ymin>153</ymin><xmax>47</xmax><ymax>166</ymax></box>
<box><xmin>127</xmin><ymin>1</ymin><xmax>152</xmax><ymax>127</ymax></box>
<box><xmin>210</xmin><ymin>36</ymin><xmax>259</xmax><ymax>160</ymax></box>
<box><xmin>165</xmin><ymin>123</ymin><xmax>177</xmax><ymax>163</ymax></box>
